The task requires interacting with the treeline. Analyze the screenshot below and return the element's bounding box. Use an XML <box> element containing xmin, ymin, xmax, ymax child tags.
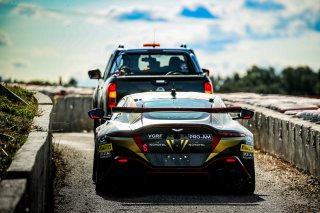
<box><xmin>211</xmin><ymin>66</ymin><xmax>320</xmax><ymax>96</ymax></box>
<box><xmin>0</xmin><ymin>77</ymin><xmax>78</xmax><ymax>87</ymax></box>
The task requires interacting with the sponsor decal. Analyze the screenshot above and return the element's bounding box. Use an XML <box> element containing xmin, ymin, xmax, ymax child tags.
<box><xmin>243</xmin><ymin>152</ymin><xmax>253</xmax><ymax>159</ymax></box>
<box><xmin>147</xmin><ymin>134</ymin><xmax>163</xmax><ymax>139</ymax></box>
<box><xmin>188</xmin><ymin>134</ymin><xmax>212</xmax><ymax>140</ymax></box>
<box><xmin>98</xmin><ymin>143</ymin><xmax>113</xmax><ymax>152</ymax></box>
<box><xmin>245</xmin><ymin>136</ymin><xmax>253</xmax><ymax>146</ymax></box>
<box><xmin>99</xmin><ymin>136</ymin><xmax>108</xmax><ymax>144</ymax></box>
<box><xmin>100</xmin><ymin>152</ymin><xmax>111</xmax><ymax>158</ymax></box>
<box><xmin>148</xmin><ymin>143</ymin><xmax>166</xmax><ymax>147</ymax></box>
<box><xmin>240</xmin><ymin>144</ymin><xmax>254</xmax><ymax>153</ymax></box>
<box><xmin>188</xmin><ymin>143</ymin><xmax>205</xmax><ymax>147</ymax></box>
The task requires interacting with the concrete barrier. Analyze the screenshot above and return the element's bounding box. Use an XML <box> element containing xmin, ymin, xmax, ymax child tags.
<box><xmin>50</xmin><ymin>93</ymin><xmax>320</xmax><ymax>181</ymax></box>
<box><xmin>0</xmin><ymin>92</ymin><xmax>53</xmax><ymax>213</ymax></box>
<box><xmin>221</xmin><ymin>98</ymin><xmax>320</xmax><ymax>181</ymax></box>
<box><xmin>51</xmin><ymin>95</ymin><xmax>93</xmax><ymax>132</ymax></box>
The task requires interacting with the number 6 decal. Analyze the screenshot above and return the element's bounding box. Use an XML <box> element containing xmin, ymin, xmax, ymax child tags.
<box><xmin>143</xmin><ymin>144</ymin><xmax>148</xmax><ymax>152</ymax></box>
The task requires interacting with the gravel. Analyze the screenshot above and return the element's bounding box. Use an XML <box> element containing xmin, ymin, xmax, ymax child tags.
<box><xmin>53</xmin><ymin>133</ymin><xmax>320</xmax><ymax>213</ymax></box>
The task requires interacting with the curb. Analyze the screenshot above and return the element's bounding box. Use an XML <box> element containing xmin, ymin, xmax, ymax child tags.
<box><xmin>0</xmin><ymin>92</ymin><xmax>53</xmax><ymax>213</ymax></box>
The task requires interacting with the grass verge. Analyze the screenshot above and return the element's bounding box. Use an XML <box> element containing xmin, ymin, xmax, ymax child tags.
<box><xmin>0</xmin><ymin>84</ymin><xmax>38</xmax><ymax>180</ymax></box>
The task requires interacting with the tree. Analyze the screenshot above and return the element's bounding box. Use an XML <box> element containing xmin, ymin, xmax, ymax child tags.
<box><xmin>281</xmin><ymin>66</ymin><xmax>317</xmax><ymax>96</ymax></box>
<box><xmin>217</xmin><ymin>65</ymin><xmax>319</xmax><ymax>96</ymax></box>
<box><xmin>67</xmin><ymin>78</ymin><xmax>78</xmax><ymax>87</ymax></box>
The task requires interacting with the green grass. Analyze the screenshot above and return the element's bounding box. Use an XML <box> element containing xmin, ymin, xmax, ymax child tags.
<box><xmin>0</xmin><ymin>85</ymin><xmax>38</xmax><ymax>180</ymax></box>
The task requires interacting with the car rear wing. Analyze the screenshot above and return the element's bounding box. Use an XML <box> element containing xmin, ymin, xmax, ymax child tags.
<box><xmin>88</xmin><ymin>107</ymin><xmax>254</xmax><ymax>120</ymax></box>
<box><xmin>111</xmin><ymin>106</ymin><xmax>254</xmax><ymax>119</ymax></box>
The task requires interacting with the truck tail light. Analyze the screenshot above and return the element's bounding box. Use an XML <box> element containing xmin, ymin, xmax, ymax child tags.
<box><xmin>204</xmin><ymin>82</ymin><xmax>213</xmax><ymax>94</ymax></box>
<box><xmin>107</xmin><ymin>83</ymin><xmax>117</xmax><ymax>108</ymax></box>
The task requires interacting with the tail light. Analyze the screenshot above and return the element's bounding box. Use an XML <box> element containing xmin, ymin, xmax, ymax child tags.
<box><xmin>217</xmin><ymin>132</ymin><xmax>245</xmax><ymax>137</ymax></box>
<box><xmin>117</xmin><ymin>159</ymin><xmax>128</xmax><ymax>163</ymax></box>
<box><xmin>204</xmin><ymin>82</ymin><xmax>213</xmax><ymax>94</ymax></box>
<box><xmin>226</xmin><ymin>158</ymin><xmax>236</xmax><ymax>163</ymax></box>
<box><xmin>107</xmin><ymin>83</ymin><xmax>116</xmax><ymax>108</ymax></box>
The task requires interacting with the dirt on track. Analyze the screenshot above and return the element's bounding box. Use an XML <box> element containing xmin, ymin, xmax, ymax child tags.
<box><xmin>53</xmin><ymin>133</ymin><xmax>320</xmax><ymax>213</ymax></box>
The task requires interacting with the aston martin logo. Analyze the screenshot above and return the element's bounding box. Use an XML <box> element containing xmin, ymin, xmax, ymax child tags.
<box><xmin>166</xmin><ymin>135</ymin><xmax>189</xmax><ymax>152</ymax></box>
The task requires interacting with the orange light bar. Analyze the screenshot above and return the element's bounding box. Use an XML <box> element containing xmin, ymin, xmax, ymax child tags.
<box><xmin>143</xmin><ymin>43</ymin><xmax>160</xmax><ymax>47</ymax></box>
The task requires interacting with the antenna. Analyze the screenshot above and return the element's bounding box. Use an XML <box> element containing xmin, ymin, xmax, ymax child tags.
<box><xmin>153</xmin><ymin>28</ymin><xmax>156</xmax><ymax>44</ymax></box>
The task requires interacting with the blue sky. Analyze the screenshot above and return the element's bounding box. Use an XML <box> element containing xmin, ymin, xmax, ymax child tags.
<box><xmin>0</xmin><ymin>0</ymin><xmax>319</xmax><ymax>87</ymax></box>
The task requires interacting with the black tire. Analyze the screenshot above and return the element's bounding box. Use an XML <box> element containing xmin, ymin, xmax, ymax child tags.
<box><xmin>241</xmin><ymin>175</ymin><xmax>255</xmax><ymax>195</ymax></box>
<box><xmin>92</xmin><ymin>146</ymin><xmax>97</xmax><ymax>182</ymax></box>
<box><xmin>95</xmin><ymin>162</ymin><xmax>106</xmax><ymax>195</ymax></box>
<box><xmin>233</xmin><ymin>166</ymin><xmax>255</xmax><ymax>195</ymax></box>
<box><xmin>95</xmin><ymin>177</ymin><xmax>105</xmax><ymax>195</ymax></box>
<box><xmin>92</xmin><ymin>119</ymin><xmax>100</xmax><ymax>182</ymax></box>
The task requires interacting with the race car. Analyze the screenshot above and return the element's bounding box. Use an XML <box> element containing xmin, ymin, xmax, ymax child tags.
<box><xmin>88</xmin><ymin>90</ymin><xmax>255</xmax><ymax>194</ymax></box>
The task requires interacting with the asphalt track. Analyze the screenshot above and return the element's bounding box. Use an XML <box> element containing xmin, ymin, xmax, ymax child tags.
<box><xmin>53</xmin><ymin>133</ymin><xmax>320</xmax><ymax>213</ymax></box>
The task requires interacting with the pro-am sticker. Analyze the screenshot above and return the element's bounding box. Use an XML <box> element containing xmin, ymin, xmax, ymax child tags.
<box><xmin>188</xmin><ymin>134</ymin><xmax>212</xmax><ymax>140</ymax></box>
<box><xmin>240</xmin><ymin>144</ymin><xmax>254</xmax><ymax>153</ymax></box>
<box><xmin>98</xmin><ymin>143</ymin><xmax>113</xmax><ymax>153</ymax></box>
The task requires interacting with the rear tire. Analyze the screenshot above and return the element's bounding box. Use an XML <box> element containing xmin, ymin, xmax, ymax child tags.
<box><xmin>95</xmin><ymin>178</ymin><xmax>105</xmax><ymax>195</ymax></box>
<box><xmin>92</xmin><ymin>118</ymin><xmax>102</xmax><ymax>182</ymax></box>
<box><xmin>92</xmin><ymin>147</ymin><xmax>98</xmax><ymax>182</ymax></box>
<box><xmin>95</xmin><ymin>162</ymin><xmax>107</xmax><ymax>195</ymax></box>
<box><xmin>234</xmin><ymin>167</ymin><xmax>255</xmax><ymax>195</ymax></box>
<box><xmin>240</xmin><ymin>175</ymin><xmax>255</xmax><ymax>195</ymax></box>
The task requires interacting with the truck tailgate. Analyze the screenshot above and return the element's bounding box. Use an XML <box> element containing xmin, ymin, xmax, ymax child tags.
<box><xmin>115</xmin><ymin>75</ymin><xmax>207</xmax><ymax>101</ymax></box>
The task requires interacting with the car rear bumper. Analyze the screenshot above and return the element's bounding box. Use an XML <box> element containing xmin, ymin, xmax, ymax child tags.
<box><xmin>100</xmin><ymin>155</ymin><xmax>253</xmax><ymax>185</ymax></box>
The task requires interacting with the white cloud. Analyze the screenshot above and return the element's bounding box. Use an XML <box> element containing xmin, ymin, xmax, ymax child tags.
<box><xmin>2</xmin><ymin>0</ymin><xmax>319</xmax><ymax>86</ymax></box>
<box><xmin>31</xmin><ymin>48</ymin><xmax>57</xmax><ymax>57</ymax></box>
<box><xmin>10</xmin><ymin>59</ymin><xmax>31</xmax><ymax>70</ymax></box>
<box><xmin>11</xmin><ymin>3</ymin><xmax>58</xmax><ymax>18</ymax></box>
<box><xmin>0</xmin><ymin>31</ymin><xmax>11</xmax><ymax>47</ymax></box>
<box><xmin>197</xmin><ymin>31</ymin><xmax>320</xmax><ymax>78</ymax></box>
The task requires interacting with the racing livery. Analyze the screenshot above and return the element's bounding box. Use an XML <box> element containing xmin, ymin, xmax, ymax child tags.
<box><xmin>88</xmin><ymin>91</ymin><xmax>255</xmax><ymax>194</ymax></box>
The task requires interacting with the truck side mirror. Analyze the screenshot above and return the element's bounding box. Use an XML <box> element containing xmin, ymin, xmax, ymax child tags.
<box><xmin>202</xmin><ymin>68</ymin><xmax>210</xmax><ymax>76</ymax></box>
<box><xmin>88</xmin><ymin>69</ymin><xmax>102</xmax><ymax>79</ymax></box>
<box><xmin>232</xmin><ymin>109</ymin><xmax>254</xmax><ymax>120</ymax></box>
<box><xmin>88</xmin><ymin>108</ymin><xmax>104</xmax><ymax>119</ymax></box>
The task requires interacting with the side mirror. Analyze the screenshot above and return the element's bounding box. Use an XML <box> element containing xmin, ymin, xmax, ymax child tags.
<box><xmin>233</xmin><ymin>109</ymin><xmax>254</xmax><ymax>120</ymax></box>
<box><xmin>88</xmin><ymin>69</ymin><xmax>102</xmax><ymax>79</ymax></box>
<box><xmin>88</xmin><ymin>108</ymin><xmax>104</xmax><ymax>119</ymax></box>
<box><xmin>202</xmin><ymin>68</ymin><xmax>210</xmax><ymax>76</ymax></box>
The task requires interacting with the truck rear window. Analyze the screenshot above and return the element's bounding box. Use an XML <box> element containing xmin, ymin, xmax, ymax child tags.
<box><xmin>112</xmin><ymin>54</ymin><xmax>196</xmax><ymax>75</ymax></box>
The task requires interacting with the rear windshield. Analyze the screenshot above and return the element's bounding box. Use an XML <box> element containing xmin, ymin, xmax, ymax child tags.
<box><xmin>143</xmin><ymin>99</ymin><xmax>211</xmax><ymax>120</ymax></box>
<box><xmin>111</xmin><ymin>53</ymin><xmax>196</xmax><ymax>75</ymax></box>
